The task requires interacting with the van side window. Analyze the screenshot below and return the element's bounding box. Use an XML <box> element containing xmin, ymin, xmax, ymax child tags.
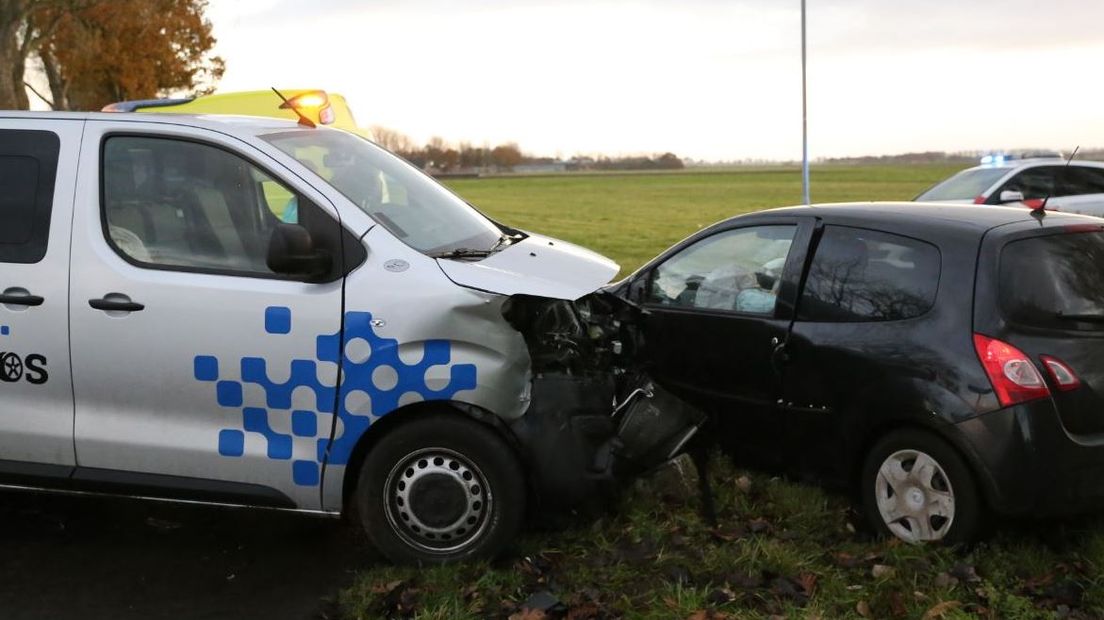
<box><xmin>102</xmin><ymin>136</ymin><xmax>334</xmax><ymax>277</ymax></box>
<box><xmin>798</xmin><ymin>226</ymin><xmax>940</xmax><ymax>322</ymax></box>
<box><xmin>0</xmin><ymin>129</ymin><xmax>60</xmax><ymax>264</ymax></box>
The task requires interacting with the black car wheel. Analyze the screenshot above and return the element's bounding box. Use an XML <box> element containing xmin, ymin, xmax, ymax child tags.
<box><xmin>355</xmin><ymin>413</ymin><xmax>525</xmax><ymax>565</ymax></box>
<box><xmin>860</xmin><ymin>429</ymin><xmax>981</xmax><ymax>544</ymax></box>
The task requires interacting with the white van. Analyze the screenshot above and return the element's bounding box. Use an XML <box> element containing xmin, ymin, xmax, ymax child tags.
<box><xmin>0</xmin><ymin>112</ymin><xmax>700</xmax><ymax>564</ymax></box>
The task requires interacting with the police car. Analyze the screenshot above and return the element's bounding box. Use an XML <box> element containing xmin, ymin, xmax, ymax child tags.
<box><xmin>915</xmin><ymin>153</ymin><xmax>1104</xmax><ymax>216</ymax></box>
<box><xmin>0</xmin><ymin>106</ymin><xmax>700</xmax><ymax>564</ymax></box>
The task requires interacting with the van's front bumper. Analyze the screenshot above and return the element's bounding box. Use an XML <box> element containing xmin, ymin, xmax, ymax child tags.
<box><xmin>955</xmin><ymin>398</ymin><xmax>1104</xmax><ymax>516</ymax></box>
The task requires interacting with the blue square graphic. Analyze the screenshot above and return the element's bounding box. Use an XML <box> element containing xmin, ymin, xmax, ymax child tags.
<box><xmin>218</xmin><ymin>429</ymin><xmax>245</xmax><ymax>457</ymax></box>
<box><xmin>0</xmin><ymin>326</ymin><xmax>9</xmax><ymax>336</ymax></box>
<box><xmin>216</xmin><ymin>380</ymin><xmax>243</xmax><ymax>407</ymax></box>
<box><xmin>265</xmin><ymin>306</ymin><xmax>292</xmax><ymax>334</ymax></box>
<box><xmin>293</xmin><ymin>460</ymin><xmax>319</xmax><ymax>486</ymax></box>
<box><xmin>193</xmin><ymin>356</ymin><xmax>218</xmax><ymax>381</ymax></box>
<box><xmin>291</xmin><ymin>410</ymin><xmax>317</xmax><ymax>437</ymax></box>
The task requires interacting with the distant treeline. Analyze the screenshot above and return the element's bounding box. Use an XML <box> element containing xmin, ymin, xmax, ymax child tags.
<box><xmin>818</xmin><ymin>149</ymin><xmax>1104</xmax><ymax>166</ymax></box>
<box><xmin>368</xmin><ymin>126</ymin><xmax>683</xmax><ymax>173</ymax></box>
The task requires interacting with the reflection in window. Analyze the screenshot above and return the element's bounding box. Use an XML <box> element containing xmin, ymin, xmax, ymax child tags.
<box><xmin>647</xmin><ymin>226</ymin><xmax>795</xmax><ymax>315</ymax></box>
<box><xmin>102</xmin><ymin>136</ymin><xmax>305</xmax><ymax>274</ymax></box>
<box><xmin>798</xmin><ymin>226</ymin><xmax>940</xmax><ymax>322</ymax></box>
<box><xmin>998</xmin><ymin>167</ymin><xmax>1058</xmax><ymax>201</ymax></box>
<box><xmin>1000</xmin><ymin>231</ymin><xmax>1104</xmax><ymax>330</ymax></box>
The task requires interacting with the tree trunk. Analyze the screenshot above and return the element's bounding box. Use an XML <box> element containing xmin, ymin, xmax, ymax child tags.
<box><xmin>0</xmin><ymin>1</ymin><xmax>30</xmax><ymax>110</ymax></box>
<box><xmin>40</xmin><ymin>45</ymin><xmax>67</xmax><ymax>110</ymax></box>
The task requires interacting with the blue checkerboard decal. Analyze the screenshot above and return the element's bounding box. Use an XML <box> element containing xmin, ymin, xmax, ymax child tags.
<box><xmin>195</xmin><ymin>307</ymin><xmax>477</xmax><ymax>486</ymax></box>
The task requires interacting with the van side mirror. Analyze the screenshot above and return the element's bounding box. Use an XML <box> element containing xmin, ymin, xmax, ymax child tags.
<box><xmin>267</xmin><ymin>223</ymin><xmax>333</xmax><ymax>279</ymax></box>
<box><xmin>999</xmin><ymin>190</ymin><xmax>1026</xmax><ymax>204</ymax></box>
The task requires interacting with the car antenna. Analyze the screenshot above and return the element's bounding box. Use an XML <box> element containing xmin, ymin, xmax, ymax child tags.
<box><xmin>270</xmin><ymin>87</ymin><xmax>316</xmax><ymax>129</ymax></box>
<box><xmin>1035</xmin><ymin>145</ymin><xmax>1080</xmax><ymax>216</ymax></box>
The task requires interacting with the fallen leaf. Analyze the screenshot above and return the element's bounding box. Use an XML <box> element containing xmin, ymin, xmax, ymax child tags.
<box><xmin>872</xmin><ymin>564</ymin><xmax>896</xmax><ymax>579</ymax></box>
<box><xmin>949</xmin><ymin>563</ymin><xmax>980</xmax><ymax>583</ymax></box>
<box><xmin>710</xmin><ymin>525</ymin><xmax>748</xmax><ymax>543</ymax></box>
<box><xmin>510</xmin><ymin>610</ymin><xmax>547</xmax><ymax>620</ymax></box>
<box><xmin>797</xmin><ymin>572</ymin><xmax>818</xmax><ymax>597</ymax></box>
<box><xmin>921</xmin><ymin>600</ymin><xmax>962</xmax><ymax>619</ymax></box>
<box><xmin>566</xmin><ymin>603</ymin><xmax>603</xmax><ymax>620</ymax></box>
<box><xmin>856</xmin><ymin>600</ymin><xmax>872</xmax><ymax>617</ymax></box>
<box><xmin>933</xmin><ymin>573</ymin><xmax>958</xmax><ymax>588</ymax></box>
<box><xmin>748</xmin><ymin>518</ymin><xmax>771</xmax><ymax>534</ymax></box>
<box><xmin>370</xmin><ymin>579</ymin><xmax>405</xmax><ymax>595</ymax></box>
<box><xmin>889</xmin><ymin>591</ymin><xmax>907</xmax><ymax>617</ymax></box>
<box><xmin>706</xmin><ymin>588</ymin><xmax>735</xmax><ymax>605</ymax></box>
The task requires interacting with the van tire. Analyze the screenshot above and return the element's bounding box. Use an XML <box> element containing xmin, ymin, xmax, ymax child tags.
<box><xmin>354</xmin><ymin>413</ymin><xmax>525</xmax><ymax>565</ymax></box>
<box><xmin>860</xmin><ymin>429</ymin><xmax>980</xmax><ymax>545</ymax></box>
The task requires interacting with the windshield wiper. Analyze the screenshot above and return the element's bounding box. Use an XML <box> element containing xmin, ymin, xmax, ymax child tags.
<box><xmin>1055</xmin><ymin>311</ymin><xmax>1104</xmax><ymax>323</ymax></box>
<box><xmin>430</xmin><ymin>248</ymin><xmax>493</xmax><ymax>260</ymax></box>
<box><xmin>489</xmin><ymin>232</ymin><xmax>522</xmax><ymax>252</ymax></box>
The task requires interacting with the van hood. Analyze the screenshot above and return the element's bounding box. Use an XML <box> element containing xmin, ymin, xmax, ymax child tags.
<box><xmin>435</xmin><ymin>233</ymin><xmax>619</xmax><ymax>301</ymax></box>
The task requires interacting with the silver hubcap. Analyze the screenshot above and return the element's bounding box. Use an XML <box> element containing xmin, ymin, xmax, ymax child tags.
<box><xmin>384</xmin><ymin>448</ymin><xmax>490</xmax><ymax>554</ymax></box>
<box><xmin>875</xmin><ymin>449</ymin><xmax>955</xmax><ymax>543</ymax></box>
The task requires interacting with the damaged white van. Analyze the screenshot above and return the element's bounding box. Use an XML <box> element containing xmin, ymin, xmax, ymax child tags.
<box><xmin>0</xmin><ymin>112</ymin><xmax>701</xmax><ymax>564</ymax></box>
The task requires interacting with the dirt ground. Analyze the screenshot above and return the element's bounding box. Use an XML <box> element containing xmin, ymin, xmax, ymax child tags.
<box><xmin>0</xmin><ymin>490</ymin><xmax>368</xmax><ymax>619</ymax></box>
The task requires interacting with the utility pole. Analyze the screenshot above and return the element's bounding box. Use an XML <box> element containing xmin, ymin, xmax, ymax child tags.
<box><xmin>801</xmin><ymin>0</ymin><xmax>810</xmax><ymax>205</ymax></box>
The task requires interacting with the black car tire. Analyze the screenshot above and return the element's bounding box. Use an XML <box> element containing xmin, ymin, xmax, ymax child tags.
<box><xmin>355</xmin><ymin>413</ymin><xmax>525</xmax><ymax>565</ymax></box>
<box><xmin>860</xmin><ymin>428</ymin><xmax>981</xmax><ymax>545</ymax></box>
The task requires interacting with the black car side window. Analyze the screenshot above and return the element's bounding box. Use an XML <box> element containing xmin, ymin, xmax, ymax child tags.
<box><xmin>798</xmin><ymin>226</ymin><xmax>940</xmax><ymax>322</ymax></box>
<box><xmin>646</xmin><ymin>225</ymin><xmax>796</xmax><ymax>315</ymax></box>
<box><xmin>0</xmin><ymin>129</ymin><xmax>60</xmax><ymax>264</ymax></box>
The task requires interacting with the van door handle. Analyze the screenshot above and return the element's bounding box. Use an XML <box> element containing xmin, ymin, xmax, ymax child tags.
<box><xmin>0</xmin><ymin>293</ymin><xmax>44</xmax><ymax>306</ymax></box>
<box><xmin>89</xmin><ymin>297</ymin><xmax>145</xmax><ymax>312</ymax></box>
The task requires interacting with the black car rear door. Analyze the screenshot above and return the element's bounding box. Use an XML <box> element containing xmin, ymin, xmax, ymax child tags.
<box><xmin>778</xmin><ymin>224</ymin><xmax>945</xmax><ymax>481</ymax></box>
<box><xmin>630</xmin><ymin>216</ymin><xmax>815</xmax><ymax>468</ymax></box>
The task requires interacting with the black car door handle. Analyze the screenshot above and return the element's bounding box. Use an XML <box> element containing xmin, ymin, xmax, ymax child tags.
<box><xmin>770</xmin><ymin>339</ymin><xmax>790</xmax><ymax>373</ymax></box>
<box><xmin>0</xmin><ymin>293</ymin><xmax>44</xmax><ymax>306</ymax></box>
<box><xmin>89</xmin><ymin>298</ymin><xmax>145</xmax><ymax>312</ymax></box>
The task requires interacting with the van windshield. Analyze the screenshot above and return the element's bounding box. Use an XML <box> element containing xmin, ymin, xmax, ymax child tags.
<box><xmin>260</xmin><ymin>129</ymin><xmax>502</xmax><ymax>255</ymax></box>
<box><xmin>1000</xmin><ymin>230</ymin><xmax>1104</xmax><ymax>330</ymax></box>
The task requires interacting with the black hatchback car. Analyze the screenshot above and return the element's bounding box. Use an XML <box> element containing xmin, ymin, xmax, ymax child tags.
<box><xmin>613</xmin><ymin>202</ymin><xmax>1104</xmax><ymax>543</ymax></box>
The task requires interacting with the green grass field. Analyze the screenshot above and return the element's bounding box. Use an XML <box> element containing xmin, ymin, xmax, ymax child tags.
<box><xmin>446</xmin><ymin>164</ymin><xmax>962</xmax><ymax>275</ymax></box>
<box><xmin>335</xmin><ymin>165</ymin><xmax>1104</xmax><ymax>620</ymax></box>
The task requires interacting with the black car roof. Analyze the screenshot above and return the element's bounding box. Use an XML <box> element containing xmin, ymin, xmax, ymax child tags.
<box><xmin>735</xmin><ymin>202</ymin><xmax>1102</xmax><ymax>237</ymax></box>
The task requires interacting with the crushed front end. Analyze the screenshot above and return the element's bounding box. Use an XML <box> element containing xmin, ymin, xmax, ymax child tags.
<box><xmin>502</xmin><ymin>292</ymin><xmax>706</xmax><ymax>512</ymax></box>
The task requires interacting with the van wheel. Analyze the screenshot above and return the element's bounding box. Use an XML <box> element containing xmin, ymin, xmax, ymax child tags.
<box><xmin>860</xmin><ymin>429</ymin><xmax>980</xmax><ymax>545</ymax></box>
<box><xmin>355</xmin><ymin>413</ymin><xmax>525</xmax><ymax>565</ymax></box>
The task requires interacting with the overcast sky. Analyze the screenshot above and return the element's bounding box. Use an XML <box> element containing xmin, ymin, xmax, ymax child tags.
<box><xmin>204</xmin><ymin>0</ymin><xmax>1103</xmax><ymax>161</ymax></box>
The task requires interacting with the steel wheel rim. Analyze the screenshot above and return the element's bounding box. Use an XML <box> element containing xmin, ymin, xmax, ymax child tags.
<box><xmin>383</xmin><ymin>447</ymin><xmax>491</xmax><ymax>555</ymax></box>
<box><xmin>874</xmin><ymin>449</ymin><xmax>955</xmax><ymax>543</ymax></box>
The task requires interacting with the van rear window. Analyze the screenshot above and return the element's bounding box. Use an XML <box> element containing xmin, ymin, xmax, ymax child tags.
<box><xmin>1000</xmin><ymin>231</ymin><xmax>1104</xmax><ymax>330</ymax></box>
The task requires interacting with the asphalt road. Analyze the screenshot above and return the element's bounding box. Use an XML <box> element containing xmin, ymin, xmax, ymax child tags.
<box><xmin>0</xmin><ymin>491</ymin><xmax>368</xmax><ymax>619</ymax></box>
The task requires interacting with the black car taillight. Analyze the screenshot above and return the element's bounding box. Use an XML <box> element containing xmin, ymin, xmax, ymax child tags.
<box><xmin>1040</xmin><ymin>355</ymin><xmax>1082</xmax><ymax>392</ymax></box>
<box><xmin>973</xmin><ymin>333</ymin><xmax>1051</xmax><ymax>407</ymax></box>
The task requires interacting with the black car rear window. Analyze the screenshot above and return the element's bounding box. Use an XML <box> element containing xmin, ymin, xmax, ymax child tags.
<box><xmin>1000</xmin><ymin>230</ymin><xmax>1104</xmax><ymax>330</ymax></box>
<box><xmin>798</xmin><ymin>226</ymin><xmax>941</xmax><ymax>322</ymax></box>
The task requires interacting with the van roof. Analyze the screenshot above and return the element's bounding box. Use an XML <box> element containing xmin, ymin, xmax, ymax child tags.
<box><xmin>0</xmin><ymin>110</ymin><xmax>320</xmax><ymax>139</ymax></box>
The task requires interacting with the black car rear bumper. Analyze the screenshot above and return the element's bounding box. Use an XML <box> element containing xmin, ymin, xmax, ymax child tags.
<box><xmin>956</xmin><ymin>398</ymin><xmax>1104</xmax><ymax>516</ymax></box>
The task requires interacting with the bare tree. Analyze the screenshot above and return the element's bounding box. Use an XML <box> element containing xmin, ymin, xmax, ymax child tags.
<box><xmin>369</xmin><ymin>125</ymin><xmax>414</xmax><ymax>154</ymax></box>
<box><xmin>0</xmin><ymin>0</ymin><xmax>78</xmax><ymax>110</ymax></box>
